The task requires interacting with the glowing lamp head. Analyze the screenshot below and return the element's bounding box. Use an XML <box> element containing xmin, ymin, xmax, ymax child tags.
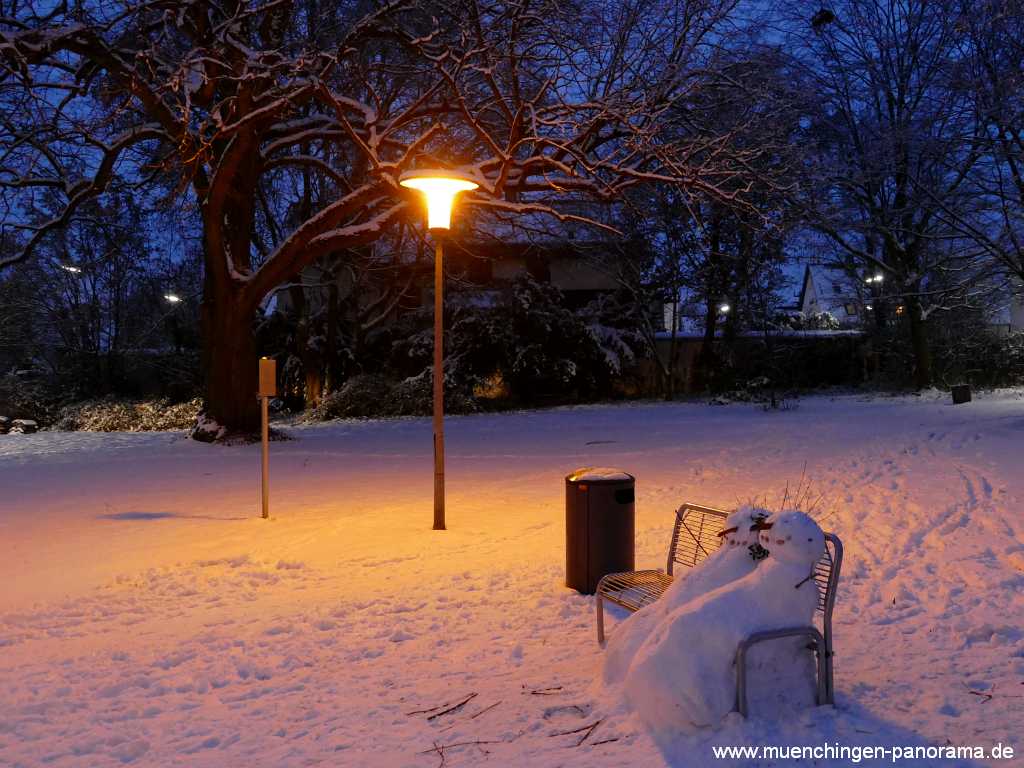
<box><xmin>399</xmin><ymin>170</ymin><xmax>479</xmax><ymax>230</ymax></box>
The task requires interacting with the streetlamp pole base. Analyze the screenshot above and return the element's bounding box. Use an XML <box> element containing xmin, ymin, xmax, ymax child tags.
<box><xmin>433</xmin><ymin>431</ymin><xmax>445</xmax><ymax>531</ymax></box>
<box><xmin>433</xmin><ymin>238</ymin><xmax>446</xmax><ymax>531</ymax></box>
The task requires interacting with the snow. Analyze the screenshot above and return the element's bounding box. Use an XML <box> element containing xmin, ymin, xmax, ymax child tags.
<box><xmin>569</xmin><ymin>467</ymin><xmax>634</xmax><ymax>482</ymax></box>
<box><xmin>2</xmin><ymin>391</ymin><xmax>1024</xmax><ymax>766</ymax></box>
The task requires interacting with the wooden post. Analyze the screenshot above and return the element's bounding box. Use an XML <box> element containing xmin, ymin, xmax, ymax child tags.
<box><xmin>433</xmin><ymin>238</ymin><xmax>446</xmax><ymax>530</ymax></box>
<box><xmin>261</xmin><ymin>395</ymin><xmax>269</xmax><ymax>518</ymax></box>
<box><xmin>258</xmin><ymin>357</ymin><xmax>277</xmax><ymax>520</ymax></box>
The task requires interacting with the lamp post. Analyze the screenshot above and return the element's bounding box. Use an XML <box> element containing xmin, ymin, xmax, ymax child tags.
<box><xmin>399</xmin><ymin>170</ymin><xmax>479</xmax><ymax>530</ymax></box>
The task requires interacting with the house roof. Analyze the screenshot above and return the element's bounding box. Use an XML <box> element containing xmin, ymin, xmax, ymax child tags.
<box><xmin>797</xmin><ymin>265</ymin><xmax>860</xmax><ymax>311</ymax></box>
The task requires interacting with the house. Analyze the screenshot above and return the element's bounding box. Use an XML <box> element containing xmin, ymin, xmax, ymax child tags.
<box><xmin>795</xmin><ymin>265</ymin><xmax>864</xmax><ymax>328</ymax></box>
<box><xmin>446</xmin><ymin>240</ymin><xmax>623</xmax><ymax>308</ymax></box>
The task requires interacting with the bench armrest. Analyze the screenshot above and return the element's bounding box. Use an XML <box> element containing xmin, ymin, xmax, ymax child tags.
<box><xmin>735</xmin><ymin>626</ymin><xmax>827</xmax><ymax>717</ymax></box>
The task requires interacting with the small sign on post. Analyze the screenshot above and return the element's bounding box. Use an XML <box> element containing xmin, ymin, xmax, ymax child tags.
<box><xmin>258</xmin><ymin>357</ymin><xmax>276</xmax><ymax>519</ymax></box>
<box><xmin>259</xmin><ymin>357</ymin><xmax>277</xmax><ymax>398</ymax></box>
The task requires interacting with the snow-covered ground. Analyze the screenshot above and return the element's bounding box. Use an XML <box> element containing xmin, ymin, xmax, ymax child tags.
<box><xmin>1</xmin><ymin>392</ymin><xmax>1023</xmax><ymax>767</ymax></box>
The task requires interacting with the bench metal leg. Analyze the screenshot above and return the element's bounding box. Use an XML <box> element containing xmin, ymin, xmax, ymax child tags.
<box><xmin>735</xmin><ymin>627</ymin><xmax>827</xmax><ymax>717</ymax></box>
<box><xmin>596</xmin><ymin>590</ymin><xmax>606</xmax><ymax>645</ymax></box>
<box><xmin>824</xmin><ymin>632</ymin><xmax>835</xmax><ymax>705</ymax></box>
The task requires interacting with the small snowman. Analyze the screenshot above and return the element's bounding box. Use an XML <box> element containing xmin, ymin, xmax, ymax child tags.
<box><xmin>603</xmin><ymin>505</ymin><xmax>771</xmax><ymax>686</ymax></box>
<box><xmin>744</xmin><ymin>514</ymin><xmax>821</xmax><ymax>713</ymax></box>
<box><xmin>623</xmin><ymin>511</ymin><xmax>825</xmax><ymax>735</ymax></box>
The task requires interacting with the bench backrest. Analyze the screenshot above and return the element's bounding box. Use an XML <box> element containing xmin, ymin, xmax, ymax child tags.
<box><xmin>667</xmin><ymin>502</ymin><xmax>843</xmax><ymax>621</ymax></box>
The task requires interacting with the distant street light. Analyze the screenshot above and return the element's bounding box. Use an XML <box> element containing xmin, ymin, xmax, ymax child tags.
<box><xmin>164</xmin><ymin>293</ymin><xmax>182</xmax><ymax>303</ymax></box>
<box><xmin>719</xmin><ymin>303</ymin><xmax>731</xmax><ymax>314</ymax></box>
<box><xmin>399</xmin><ymin>169</ymin><xmax>480</xmax><ymax>531</ymax></box>
<box><xmin>60</xmin><ymin>264</ymin><xmax>82</xmax><ymax>274</ymax></box>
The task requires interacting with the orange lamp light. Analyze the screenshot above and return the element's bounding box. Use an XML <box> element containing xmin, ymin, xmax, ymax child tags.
<box><xmin>399</xmin><ymin>170</ymin><xmax>479</xmax><ymax>230</ymax></box>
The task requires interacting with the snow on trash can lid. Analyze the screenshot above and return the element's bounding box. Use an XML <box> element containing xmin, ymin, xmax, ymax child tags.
<box><xmin>567</xmin><ymin>467</ymin><xmax>634</xmax><ymax>483</ymax></box>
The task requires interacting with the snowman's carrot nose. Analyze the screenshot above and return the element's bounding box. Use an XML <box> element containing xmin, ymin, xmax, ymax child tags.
<box><xmin>752</xmin><ymin>521</ymin><xmax>774</xmax><ymax>531</ymax></box>
<box><xmin>717</xmin><ymin>526</ymin><xmax>738</xmax><ymax>538</ymax></box>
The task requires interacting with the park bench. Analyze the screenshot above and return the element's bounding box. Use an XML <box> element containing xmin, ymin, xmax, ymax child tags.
<box><xmin>595</xmin><ymin>502</ymin><xmax>843</xmax><ymax>713</ymax></box>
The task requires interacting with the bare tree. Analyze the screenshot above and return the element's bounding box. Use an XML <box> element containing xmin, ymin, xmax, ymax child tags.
<box><xmin>785</xmin><ymin>0</ymin><xmax>984</xmax><ymax>387</ymax></box>
<box><xmin>1</xmin><ymin>0</ymin><xmax>757</xmax><ymax>434</ymax></box>
<box><xmin>932</xmin><ymin>1</ymin><xmax>1024</xmax><ymax>292</ymax></box>
<box><xmin>612</xmin><ymin>47</ymin><xmax>809</xmax><ymax>396</ymax></box>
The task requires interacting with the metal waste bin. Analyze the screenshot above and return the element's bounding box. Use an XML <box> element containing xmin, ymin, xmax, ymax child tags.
<box><xmin>951</xmin><ymin>384</ymin><xmax>972</xmax><ymax>405</ymax></box>
<box><xmin>565</xmin><ymin>467</ymin><xmax>635</xmax><ymax>594</ymax></box>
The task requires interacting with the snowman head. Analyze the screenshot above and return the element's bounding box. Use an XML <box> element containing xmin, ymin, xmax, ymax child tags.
<box><xmin>718</xmin><ymin>505</ymin><xmax>771</xmax><ymax>550</ymax></box>
<box><xmin>757</xmin><ymin>510</ymin><xmax>824</xmax><ymax>567</ymax></box>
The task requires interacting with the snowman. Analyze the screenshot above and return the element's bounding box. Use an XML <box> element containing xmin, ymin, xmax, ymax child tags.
<box><xmin>744</xmin><ymin>515</ymin><xmax>821</xmax><ymax>714</ymax></box>
<box><xmin>622</xmin><ymin>511</ymin><xmax>825</xmax><ymax>735</ymax></box>
<box><xmin>602</xmin><ymin>505</ymin><xmax>771</xmax><ymax>686</ymax></box>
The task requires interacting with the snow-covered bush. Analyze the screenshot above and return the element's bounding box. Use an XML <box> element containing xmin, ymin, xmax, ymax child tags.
<box><xmin>708</xmin><ymin>376</ymin><xmax>797</xmax><ymax>409</ymax></box>
<box><xmin>55</xmin><ymin>397</ymin><xmax>203</xmax><ymax>432</ymax></box>
<box><xmin>308</xmin><ymin>277</ymin><xmax>644</xmax><ymax>419</ymax></box>
<box><xmin>928</xmin><ymin>326</ymin><xmax>1024</xmax><ymax>389</ymax></box>
<box><xmin>440</xmin><ymin>277</ymin><xmax>643</xmax><ymax>404</ymax></box>
<box><xmin>311</xmin><ymin>374</ymin><xmax>394</xmax><ymax>420</ymax></box>
<box><xmin>0</xmin><ymin>371</ymin><xmax>58</xmax><ymax>426</ymax></box>
<box><xmin>384</xmin><ymin>370</ymin><xmax>479</xmax><ymax>417</ymax></box>
<box><xmin>308</xmin><ymin>371</ymin><xmax>478</xmax><ymax>421</ymax></box>
<box><xmin>190</xmin><ymin>411</ymin><xmax>227</xmax><ymax>442</ymax></box>
<box><xmin>778</xmin><ymin>311</ymin><xmax>842</xmax><ymax>331</ymax></box>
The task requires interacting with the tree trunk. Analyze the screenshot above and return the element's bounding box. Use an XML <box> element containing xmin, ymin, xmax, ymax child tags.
<box><xmin>665</xmin><ymin>300</ymin><xmax>679</xmax><ymax>400</ymax></box>
<box><xmin>199</xmin><ymin>283</ymin><xmax>260</xmax><ymax>436</ymax></box>
<box><xmin>305</xmin><ymin>367</ymin><xmax>324</xmax><ymax>407</ymax></box>
<box><xmin>325</xmin><ymin>281</ymin><xmax>340</xmax><ymax>393</ymax></box>
<box><xmin>694</xmin><ymin>296</ymin><xmax>719</xmax><ymax>391</ymax></box>
<box><xmin>907</xmin><ymin>297</ymin><xmax>931</xmax><ymax>389</ymax></box>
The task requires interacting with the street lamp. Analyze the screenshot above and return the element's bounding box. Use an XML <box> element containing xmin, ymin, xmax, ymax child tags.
<box><xmin>400</xmin><ymin>169</ymin><xmax>479</xmax><ymax>531</ymax></box>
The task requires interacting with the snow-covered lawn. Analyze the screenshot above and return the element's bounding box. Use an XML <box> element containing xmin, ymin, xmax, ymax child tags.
<box><xmin>1</xmin><ymin>392</ymin><xmax>1023</xmax><ymax>767</ymax></box>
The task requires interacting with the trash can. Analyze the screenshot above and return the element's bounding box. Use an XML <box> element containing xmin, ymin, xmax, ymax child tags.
<box><xmin>565</xmin><ymin>467</ymin><xmax>635</xmax><ymax>594</ymax></box>
<box><xmin>951</xmin><ymin>384</ymin><xmax>972</xmax><ymax>405</ymax></box>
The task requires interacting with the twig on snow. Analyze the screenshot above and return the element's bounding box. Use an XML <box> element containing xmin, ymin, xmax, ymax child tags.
<box><xmin>470</xmin><ymin>700</ymin><xmax>503</xmax><ymax>719</ymax></box>
<box><xmin>427</xmin><ymin>692</ymin><xmax>479</xmax><ymax>720</ymax></box>
<box><xmin>549</xmin><ymin>718</ymin><xmax>604</xmax><ymax>746</ymax></box>
<box><xmin>406</xmin><ymin>701</ymin><xmax>452</xmax><ymax>716</ymax></box>
<box><xmin>420</xmin><ymin>738</ymin><xmax>502</xmax><ymax>766</ymax></box>
<box><xmin>528</xmin><ymin>685</ymin><xmax>563</xmax><ymax>695</ymax></box>
<box><xmin>438</xmin><ymin>701</ymin><xmax>505</xmax><ymax>733</ymax></box>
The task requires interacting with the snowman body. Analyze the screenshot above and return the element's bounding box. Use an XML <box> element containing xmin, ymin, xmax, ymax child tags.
<box><xmin>622</xmin><ymin>511</ymin><xmax>824</xmax><ymax>735</ymax></box>
<box><xmin>744</xmin><ymin>516</ymin><xmax>822</xmax><ymax>713</ymax></box>
<box><xmin>603</xmin><ymin>506</ymin><xmax>768</xmax><ymax>686</ymax></box>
